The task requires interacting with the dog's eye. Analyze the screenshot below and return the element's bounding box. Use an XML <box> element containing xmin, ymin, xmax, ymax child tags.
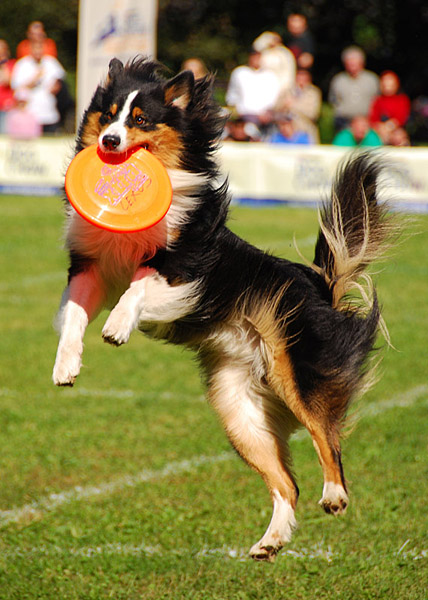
<box><xmin>135</xmin><ymin>115</ymin><xmax>147</xmax><ymax>126</ymax></box>
<box><xmin>102</xmin><ymin>110</ymin><xmax>115</xmax><ymax>123</ymax></box>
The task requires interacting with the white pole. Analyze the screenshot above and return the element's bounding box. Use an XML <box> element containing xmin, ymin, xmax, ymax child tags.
<box><xmin>76</xmin><ymin>0</ymin><xmax>158</xmax><ymax>127</ymax></box>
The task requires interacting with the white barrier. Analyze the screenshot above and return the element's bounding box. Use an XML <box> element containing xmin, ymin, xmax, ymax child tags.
<box><xmin>0</xmin><ymin>136</ymin><xmax>74</xmax><ymax>196</ymax></box>
<box><xmin>218</xmin><ymin>142</ymin><xmax>428</xmax><ymax>212</ymax></box>
<box><xmin>1</xmin><ymin>135</ymin><xmax>427</xmax><ymax>211</ymax></box>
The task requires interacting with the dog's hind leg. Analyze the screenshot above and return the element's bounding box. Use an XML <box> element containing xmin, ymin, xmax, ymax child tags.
<box><xmin>269</xmin><ymin>350</ymin><xmax>349</xmax><ymax>516</ymax></box>
<box><xmin>53</xmin><ymin>269</ymin><xmax>104</xmax><ymax>386</ymax></box>
<box><xmin>207</xmin><ymin>360</ymin><xmax>300</xmax><ymax>562</ymax></box>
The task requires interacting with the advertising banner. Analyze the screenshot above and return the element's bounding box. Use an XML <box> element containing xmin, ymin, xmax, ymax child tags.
<box><xmin>218</xmin><ymin>143</ymin><xmax>428</xmax><ymax>212</ymax></box>
<box><xmin>0</xmin><ymin>137</ymin><xmax>73</xmax><ymax>195</ymax></box>
<box><xmin>1</xmin><ymin>136</ymin><xmax>428</xmax><ymax>212</ymax></box>
<box><xmin>77</xmin><ymin>0</ymin><xmax>158</xmax><ymax>122</ymax></box>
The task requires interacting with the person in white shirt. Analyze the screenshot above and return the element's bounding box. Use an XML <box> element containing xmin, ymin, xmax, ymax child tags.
<box><xmin>252</xmin><ymin>31</ymin><xmax>296</xmax><ymax>95</ymax></box>
<box><xmin>226</xmin><ymin>49</ymin><xmax>281</xmax><ymax>129</ymax></box>
<box><xmin>328</xmin><ymin>45</ymin><xmax>379</xmax><ymax>133</ymax></box>
<box><xmin>11</xmin><ymin>40</ymin><xmax>65</xmax><ymax>133</ymax></box>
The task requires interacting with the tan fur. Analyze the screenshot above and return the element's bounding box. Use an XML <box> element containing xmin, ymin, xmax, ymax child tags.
<box><xmin>125</xmin><ymin>124</ymin><xmax>183</xmax><ymax>169</ymax></box>
<box><xmin>203</xmin><ymin>314</ymin><xmax>300</xmax><ymax>559</ymax></box>
<box><xmin>164</xmin><ymin>80</ymin><xmax>192</xmax><ymax>109</ymax></box>
<box><xmin>80</xmin><ymin>112</ymin><xmax>102</xmax><ymax>147</ymax></box>
<box><xmin>236</xmin><ymin>290</ymin><xmax>348</xmax><ymax>504</ymax></box>
<box><xmin>132</xmin><ymin>106</ymin><xmax>143</xmax><ymax>119</ymax></box>
<box><xmin>208</xmin><ymin>360</ymin><xmax>299</xmax><ymax>504</ymax></box>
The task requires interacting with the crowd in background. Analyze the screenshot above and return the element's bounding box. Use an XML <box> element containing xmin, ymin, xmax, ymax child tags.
<box><xmin>219</xmin><ymin>12</ymin><xmax>412</xmax><ymax>147</ymax></box>
<box><xmin>0</xmin><ymin>21</ymin><xmax>74</xmax><ymax>138</ymax></box>
<box><xmin>0</xmin><ymin>14</ymin><xmax>418</xmax><ymax>147</ymax></box>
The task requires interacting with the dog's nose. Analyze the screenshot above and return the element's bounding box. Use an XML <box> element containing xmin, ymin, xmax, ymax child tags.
<box><xmin>102</xmin><ymin>134</ymin><xmax>121</xmax><ymax>151</ymax></box>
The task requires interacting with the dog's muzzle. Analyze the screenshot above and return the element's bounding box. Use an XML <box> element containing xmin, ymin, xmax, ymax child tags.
<box><xmin>102</xmin><ymin>134</ymin><xmax>121</xmax><ymax>151</ymax></box>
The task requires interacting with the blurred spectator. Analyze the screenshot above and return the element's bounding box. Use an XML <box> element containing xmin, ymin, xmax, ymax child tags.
<box><xmin>328</xmin><ymin>46</ymin><xmax>379</xmax><ymax>132</ymax></box>
<box><xmin>332</xmin><ymin>115</ymin><xmax>383</xmax><ymax>147</ymax></box>
<box><xmin>283</xmin><ymin>13</ymin><xmax>315</xmax><ymax>70</ymax></box>
<box><xmin>368</xmin><ymin>70</ymin><xmax>411</xmax><ymax>144</ymax></box>
<box><xmin>11</xmin><ymin>40</ymin><xmax>65</xmax><ymax>134</ymax></box>
<box><xmin>5</xmin><ymin>89</ymin><xmax>41</xmax><ymax>139</ymax></box>
<box><xmin>276</xmin><ymin>68</ymin><xmax>322</xmax><ymax>142</ymax></box>
<box><xmin>0</xmin><ymin>39</ymin><xmax>16</xmax><ymax>133</ymax></box>
<box><xmin>16</xmin><ymin>21</ymin><xmax>57</xmax><ymax>59</ymax></box>
<box><xmin>224</xmin><ymin>115</ymin><xmax>259</xmax><ymax>142</ymax></box>
<box><xmin>181</xmin><ymin>57</ymin><xmax>208</xmax><ymax>80</ymax></box>
<box><xmin>252</xmin><ymin>31</ymin><xmax>296</xmax><ymax>94</ymax></box>
<box><xmin>388</xmin><ymin>126</ymin><xmax>411</xmax><ymax>147</ymax></box>
<box><xmin>268</xmin><ymin>112</ymin><xmax>312</xmax><ymax>144</ymax></box>
<box><xmin>17</xmin><ymin>21</ymin><xmax>74</xmax><ymax>131</ymax></box>
<box><xmin>226</xmin><ymin>48</ymin><xmax>280</xmax><ymax>133</ymax></box>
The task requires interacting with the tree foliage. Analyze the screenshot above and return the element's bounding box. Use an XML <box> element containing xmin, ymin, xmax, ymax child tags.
<box><xmin>157</xmin><ymin>0</ymin><xmax>428</xmax><ymax>96</ymax></box>
<box><xmin>0</xmin><ymin>0</ymin><xmax>427</xmax><ymax>97</ymax></box>
<box><xmin>0</xmin><ymin>0</ymin><xmax>78</xmax><ymax>71</ymax></box>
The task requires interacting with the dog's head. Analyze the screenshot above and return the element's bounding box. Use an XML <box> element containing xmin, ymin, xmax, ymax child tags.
<box><xmin>78</xmin><ymin>57</ymin><xmax>224</xmax><ymax>171</ymax></box>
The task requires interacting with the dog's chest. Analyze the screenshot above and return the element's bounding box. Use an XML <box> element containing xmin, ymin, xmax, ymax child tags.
<box><xmin>66</xmin><ymin>211</ymin><xmax>167</xmax><ymax>276</ymax></box>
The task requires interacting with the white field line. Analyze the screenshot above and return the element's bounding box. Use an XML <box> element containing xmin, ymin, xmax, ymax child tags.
<box><xmin>70</xmin><ymin>387</ymin><xmax>205</xmax><ymax>403</ymax></box>
<box><xmin>2</xmin><ymin>540</ymin><xmax>427</xmax><ymax>563</ymax></box>
<box><xmin>359</xmin><ymin>384</ymin><xmax>428</xmax><ymax>416</ymax></box>
<box><xmin>0</xmin><ymin>541</ymin><xmax>336</xmax><ymax>562</ymax></box>
<box><xmin>0</xmin><ymin>384</ymin><xmax>426</xmax><ymax>529</ymax></box>
<box><xmin>0</xmin><ymin>453</ymin><xmax>233</xmax><ymax>528</ymax></box>
<box><xmin>0</xmin><ymin>387</ymin><xmax>205</xmax><ymax>403</ymax></box>
<box><xmin>0</xmin><ymin>387</ymin><xmax>136</xmax><ymax>401</ymax></box>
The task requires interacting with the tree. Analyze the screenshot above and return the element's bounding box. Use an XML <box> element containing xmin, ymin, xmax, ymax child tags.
<box><xmin>0</xmin><ymin>0</ymin><xmax>78</xmax><ymax>71</ymax></box>
<box><xmin>2</xmin><ymin>0</ymin><xmax>427</xmax><ymax>100</ymax></box>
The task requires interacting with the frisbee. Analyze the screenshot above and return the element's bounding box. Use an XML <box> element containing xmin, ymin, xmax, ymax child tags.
<box><xmin>65</xmin><ymin>144</ymin><xmax>172</xmax><ymax>232</ymax></box>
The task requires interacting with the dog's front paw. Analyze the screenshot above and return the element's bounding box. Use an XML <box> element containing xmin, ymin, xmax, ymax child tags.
<box><xmin>319</xmin><ymin>482</ymin><xmax>349</xmax><ymax>515</ymax></box>
<box><xmin>102</xmin><ymin>309</ymin><xmax>135</xmax><ymax>346</ymax></box>
<box><xmin>53</xmin><ymin>352</ymin><xmax>81</xmax><ymax>386</ymax></box>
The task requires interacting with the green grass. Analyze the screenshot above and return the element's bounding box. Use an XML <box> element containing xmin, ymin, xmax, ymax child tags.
<box><xmin>0</xmin><ymin>196</ymin><xmax>427</xmax><ymax>599</ymax></box>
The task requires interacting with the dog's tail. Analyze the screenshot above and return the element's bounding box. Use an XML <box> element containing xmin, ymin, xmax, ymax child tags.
<box><xmin>313</xmin><ymin>153</ymin><xmax>394</xmax><ymax>314</ymax></box>
<box><xmin>306</xmin><ymin>153</ymin><xmax>397</xmax><ymax>420</ymax></box>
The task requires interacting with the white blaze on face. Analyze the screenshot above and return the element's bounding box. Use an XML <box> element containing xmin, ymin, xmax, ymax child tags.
<box><xmin>99</xmin><ymin>90</ymin><xmax>139</xmax><ymax>153</ymax></box>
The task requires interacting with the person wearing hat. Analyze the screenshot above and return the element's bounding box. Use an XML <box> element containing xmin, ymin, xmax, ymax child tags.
<box><xmin>268</xmin><ymin>112</ymin><xmax>311</xmax><ymax>144</ymax></box>
<box><xmin>252</xmin><ymin>31</ymin><xmax>296</xmax><ymax>95</ymax></box>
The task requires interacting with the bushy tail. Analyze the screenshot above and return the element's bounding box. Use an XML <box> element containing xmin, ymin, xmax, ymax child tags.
<box><xmin>313</xmin><ymin>153</ymin><xmax>394</xmax><ymax>313</ymax></box>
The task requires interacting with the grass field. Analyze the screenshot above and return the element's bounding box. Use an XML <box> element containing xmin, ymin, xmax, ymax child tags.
<box><xmin>0</xmin><ymin>195</ymin><xmax>427</xmax><ymax>599</ymax></box>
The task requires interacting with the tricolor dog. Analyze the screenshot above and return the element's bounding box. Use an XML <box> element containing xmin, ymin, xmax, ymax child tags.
<box><xmin>53</xmin><ymin>57</ymin><xmax>394</xmax><ymax>561</ymax></box>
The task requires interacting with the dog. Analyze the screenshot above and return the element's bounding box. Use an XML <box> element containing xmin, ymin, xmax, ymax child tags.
<box><xmin>53</xmin><ymin>57</ymin><xmax>393</xmax><ymax>562</ymax></box>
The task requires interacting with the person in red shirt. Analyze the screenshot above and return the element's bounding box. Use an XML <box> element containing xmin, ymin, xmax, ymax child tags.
<box><xmin>369</xmin><ymin>70</ymin><xmax>411</xmax><ymax>144</ymax></box>
<box><xmin>0</xmin><ymin>40</ymin><xmax>16</xmax><ymax>110</ymax></box>
<box><xmin>16</xmin><ymin>21</ymin><xmax>57</xmax><ymax>59</ymax></box>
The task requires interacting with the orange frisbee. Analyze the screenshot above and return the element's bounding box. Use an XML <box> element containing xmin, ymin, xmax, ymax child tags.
<box><xmin>65</xmin><ymin>145</ymin><xmax>172</xmax><ymax>232</ymax></box>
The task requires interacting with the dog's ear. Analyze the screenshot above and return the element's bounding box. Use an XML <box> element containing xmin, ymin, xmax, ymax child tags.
<box><xmin>164</xmin><ymin>71</ymin><xmax>194</xmax><ymax>110</ymax></box>
<box><xmin>107</xmin><ymin>58</ymin><xmax>124</xmax><ymax>82</ymax></box>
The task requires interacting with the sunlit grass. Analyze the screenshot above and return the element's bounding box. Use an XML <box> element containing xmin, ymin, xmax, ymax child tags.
<box><xmin>0</xmin><ymin>196</ymin><xmax>426</xmax><ymax>599</ymax></box>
